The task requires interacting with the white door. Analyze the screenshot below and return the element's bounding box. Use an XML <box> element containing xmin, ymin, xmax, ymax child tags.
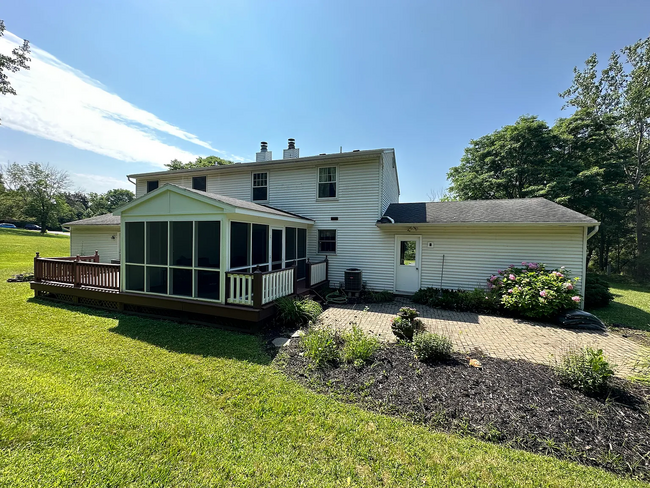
<box><xmin>395</xmin><ymin>236</ymin><xmax>421</xmax><ymax>294</ymax></box>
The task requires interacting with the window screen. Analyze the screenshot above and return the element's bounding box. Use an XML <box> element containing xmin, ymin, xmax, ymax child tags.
<box><xmin>196</xmin><ymin>270</ymin><xmax>220</xmax><ymax>300</ymax></box>
<box><xmin>147</xmin><ymin>180</ymin><xmax>159</xmax><ymax>193</ymax></box>
<box><xmin>125</xmin><ymin>222</ymin><xmax>144</xmax><ymax>263</ymax></box>
<box><xmin>285</xmin><ymin>227</ymin><xmax>296</xmax><ymax>261</ymax></box>
<box><xmin>170</xmin><ymin>221</ymin><xmax>193</xmax><ymax>266</ymax></box>
<box><xmin>297</xmin><ymin>228</ymin><xmax>307</xmax><ymax>259</ymax></box>
<box><xmin>196</xmin><ymin>221</ymin><xmax>220</xmax><ymax>268</ymax></box>
<box><xmin>146</xmin><ymin>266</ymin><xmax>167</xmax><ymax>294</ymax></box>
<box><xmin>125</xmin><ymin>265</ymin><xmax>144</xmax><ymax>291</ymax></box>
<box><xmin>230</xmin><ymin>222</ymin><xmax>250</xmax><ymax>269</ymax></box>
<box><xmin>252</xmin><ymin>224</ymin><xmax>269</xmax><ymax>268</ymax></box>
<box><xmin>146</xmin><ymin>222</ymin><xmax>168</xmax><ymax>265</ymax></box>
<box><xmin>170</xmin><ymin>268</ymin><xmax>192</xmax><ymax>296</ymax></box>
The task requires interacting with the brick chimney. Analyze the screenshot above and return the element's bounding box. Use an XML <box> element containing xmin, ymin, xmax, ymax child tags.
<box><xmin>256</xmin><ymin>141</ymin><xmax>272</xmax><ymax>162</ymax></box>
<box><xmin>283</xmin><ymin>138</ymin><xmax>299</xmax><ymax>159</ymax></box>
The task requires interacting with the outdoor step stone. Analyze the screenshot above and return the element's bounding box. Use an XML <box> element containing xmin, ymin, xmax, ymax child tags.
<box><xmin>272</xmin><ymin>337</ymin><xmax>291</xmax><ymax>347</ymax></box>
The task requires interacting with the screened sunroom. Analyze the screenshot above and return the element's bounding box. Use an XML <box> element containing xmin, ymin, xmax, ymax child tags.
<box><xmin>113</xmin><ymin>184</ymin><xmax>325</xmax><ymax>308</ymax></box>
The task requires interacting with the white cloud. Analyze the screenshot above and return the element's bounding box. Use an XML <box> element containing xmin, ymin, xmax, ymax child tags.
<box><xmin>0</xmin><ymin>31</ymin><xmax>226</xmax><ymax>168</ymax></box>
<box><xmin>72</xmin><ymin>173</ymin><xmax>134</xmax><ymax>194</ymax></box>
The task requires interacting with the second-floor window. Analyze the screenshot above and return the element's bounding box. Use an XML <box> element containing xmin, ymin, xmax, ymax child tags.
<box><xmin>318</xmin><ymin>167</ymin><xmax>337</xmax><ymax>199</ymax></box>
<box><xmin>147</xmin><ymin>180</ymin><xmax>159</xmax><ymax>193</ymax></box>
<box><xmin>252</xmin><ymin>172</ymin><xmax>268</xmax><ymax>201</ymax></box>
<box><xmin>192</xmin><ymin>176</ymin><xmax>207</xmax><ymax>192</ymax></box>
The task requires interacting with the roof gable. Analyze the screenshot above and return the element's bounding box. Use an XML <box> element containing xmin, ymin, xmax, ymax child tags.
<box><xmin>113</xmin><ymin>184</ymin><xmax>312</xmax><ymax>223</ymax></box>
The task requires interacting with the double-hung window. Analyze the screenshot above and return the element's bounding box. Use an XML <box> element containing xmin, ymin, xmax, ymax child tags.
<box><xmin>252</xmin><ymin>172</ymin><xmax>268</xmax><ymax>201</ymax></box>
<box><xmin>318</xmin><ymin>167</ymin><xmax>337</xmax><ymax>199</ymax></box>
<box><xmin>318</xmin><ymin>229</ymin><xmax>336</xmax><ymax>254</ymax></box>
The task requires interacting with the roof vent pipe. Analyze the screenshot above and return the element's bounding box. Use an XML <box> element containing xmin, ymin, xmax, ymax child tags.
<box><xmin>256</xmin><ymin>141</ymin><xmax>272</xmax><ymax>162</ymax></box>
<box><xmin>283</xmin><ymin>138</ymin><xmax>300</xmax><ymax>159</ymax></box>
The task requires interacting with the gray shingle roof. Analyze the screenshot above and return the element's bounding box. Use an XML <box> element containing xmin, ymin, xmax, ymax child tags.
<box><xmin>177</xmin><ymin>185</ymin><xmax>312</xmax><ymax>221</ymax></box>
<box><xmin>381</xmin><ymin>198</ymin><xmax>598</xmax><ymax>225</ymax></box>
<box><xmin>64</xmin><ymin>213</ymin><xmax>121</xmax><ymax>226</ymax></box>
<box><xmin>64</xmin><ymin>185</ymin><xmax>312</xmax><ymax>226</ymax></box>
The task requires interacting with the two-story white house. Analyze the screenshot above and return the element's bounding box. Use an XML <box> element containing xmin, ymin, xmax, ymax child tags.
<box><xmin>41</xmin><ymin>141</ymin><xmax>597</xmax><ymax>323</ymax></box>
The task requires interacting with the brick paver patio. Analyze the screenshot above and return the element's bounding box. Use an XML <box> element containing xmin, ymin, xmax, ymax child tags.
<box><xmin>320</xmin><ymin>298</ymin><xmax>647</xmax><ymax>377</ymax></box>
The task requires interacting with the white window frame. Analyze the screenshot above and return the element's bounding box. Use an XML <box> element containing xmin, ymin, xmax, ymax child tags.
<box><xmin>251</xmin><ymin>172</ymin><xmax>269</xmax><ymax>202</ymax></box>
<box><xmin>317</xmin><ymin>166</ymin><xmax>338</xmax><ymax>200</ymax></box>
<box><xmin>318</xmin><ymin>229</ymin><xmax>337</xmax><ymax>254</ymax></box>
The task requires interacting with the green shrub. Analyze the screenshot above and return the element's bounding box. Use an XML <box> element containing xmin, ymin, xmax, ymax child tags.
<box><xmin>301</xmin><ymin>328</ymin><xmax>339</xmax><ymax>367</ymax></box>
<box><xmin>275</xmin><ymin>297</ymin><xmax>323</xmax><ymax>326</ymax></box>
<box><xmin>413</xmin><ymin>287</ymin><xmax>501</xmax><ymax>314</ymax></box>
<box><xmin>341</xmin><ymin>325</ymin><xmax>381</xmax><ymax>365</ymax></box>
<box><xmin>412</xmin><ymin>332</ymin><xmax>453</xmax><ymax>363</ymax></box>
<box><xmin>554</xmin><ymin>347</ymin><xmax>615</xmax><ymax>395</ymax></box>
<box><xmin>391</xmin><ymin>307</ymin><xmax>424</xmax><ymax>341</ymax></box>
<box><xmin>412</xmin><ymin>287</ymin><xmax>437</xmax><ymax>304</ymax></box>
<box><xmin>490</xmin><ymin>263</ymin><xmax>582</xmax><ymax>319</ymax></box>
<box><xmin>584</xmin><ymin>273</ymin><xmax>614</xmax><ymax>309</ymax></box>
<box><xmin>363</xmin><ymin>290</ymin><xmax>395</xmax><ymax>303</ymax></box>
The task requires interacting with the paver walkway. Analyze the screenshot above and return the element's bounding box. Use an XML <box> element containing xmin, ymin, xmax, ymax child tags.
<box><xmin>320</xmin><ymin>298</ymin><xmax>647</xmax><ymax>377</ymax></box>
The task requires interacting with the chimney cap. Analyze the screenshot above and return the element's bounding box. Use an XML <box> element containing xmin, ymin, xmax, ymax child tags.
<box><xmin>287</xmin><ymin>138</ymin><xmax>296</xmax><ymax>149</ymax></box>
<box><xmin>260</xmin><ymin>141</ymin><xmax>268</xmax><ymax>152</ymax></box>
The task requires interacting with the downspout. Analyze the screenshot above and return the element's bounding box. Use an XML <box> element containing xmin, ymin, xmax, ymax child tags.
<box><xmin>586</xmin><ymin>225</ymin><xmax>599</xmax><ymax>241</ymax></box>
<box><xmin>127</xmin><ymin>176</ymin><xmax>136</xmax><ymax>185</ymax></box>
<box><xmin>582</xmin><ymin>225</ymin><xmax>599</xmax><ymax>311</ymax></box>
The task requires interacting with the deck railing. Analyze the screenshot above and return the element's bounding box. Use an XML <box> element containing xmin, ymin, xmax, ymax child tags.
<box><xmin>227</xmin><ymin>273</ymin><xmax>254</xmax><ymax>306</ymax></box>
<box><xmin>226</xmin><ymin>266</ymin><xmax>298</xmax><ymax>308</ymax></box>
<box><xmin>307</xmin><ymin>258</ymin><xmax>328</xmax><ymax>287</ymax></box>
<box><xmin>261</xmin><ymin>268</ymin><xmax>294</xmax><ymax>305</ymax></box>
<box><xmin>33</xmin><ymin>252</ymin><xmax>120</xmax><ymax>290</ymax></box>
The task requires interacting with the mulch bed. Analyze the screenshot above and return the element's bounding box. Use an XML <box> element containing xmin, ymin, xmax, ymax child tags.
<box><xmin>277</xmin><ymin>341</ymin><xmax>650</xmax><ymax>480</ymax></box>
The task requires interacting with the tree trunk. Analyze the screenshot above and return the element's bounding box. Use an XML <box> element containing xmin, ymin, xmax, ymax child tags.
<box><xmin>636</xmin><ymin>198</ymin><xmax>645</xmax><ymax>255</ymax></box>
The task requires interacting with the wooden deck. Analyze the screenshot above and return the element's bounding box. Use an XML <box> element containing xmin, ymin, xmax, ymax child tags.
<box><xmin>30</xmin><ymin>253</ymin><xmax>328</xmax><ymax>326</ymax></box>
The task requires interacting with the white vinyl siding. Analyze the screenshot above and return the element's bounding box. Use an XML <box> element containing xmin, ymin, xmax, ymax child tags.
<box><xmin>373</xmin><ymin>225</ymin><xmax>587</xmax><ymax>295</ymax></box>
<box><xmin>380</xmin><ymin>150</ymin><xmax>399</xmax><ymax>214</ymax></box>
<box><xmin>69</xmin><ymin>226</ymin><xmax>121</xmax><ymax>263</ymax></box>
<box><xmin>130</xmin><ymin>152</ymin><xmax>587</xmax><ymax>299</ymax></box>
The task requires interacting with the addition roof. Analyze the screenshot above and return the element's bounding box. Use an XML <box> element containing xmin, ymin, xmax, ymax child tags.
<box><xmin>380</xmin><ymin>198</ymin><xmax>598</xmax><ymax>225</ymax></box>
<box><xmin>65</xmin><ymin>184</ymin><xmax>313</xmax><ymax>226</ymax></box>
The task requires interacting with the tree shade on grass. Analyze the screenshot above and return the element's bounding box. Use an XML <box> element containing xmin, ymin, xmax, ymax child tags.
<box><xmin>0</xmin><ymin>230</ymin><xmax>645</xmax><ymax>486</ymax></box>
<box><xmin>588</xmin><ymin>283</ymin><xmax>650</xmax><ymax>331</ymax></box>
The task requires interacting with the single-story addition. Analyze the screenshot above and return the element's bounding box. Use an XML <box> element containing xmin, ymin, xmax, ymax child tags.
<box><xmin>33</xmin><ymin>144</ymin><xmax>598</xmax><ymax>324</ymax></box>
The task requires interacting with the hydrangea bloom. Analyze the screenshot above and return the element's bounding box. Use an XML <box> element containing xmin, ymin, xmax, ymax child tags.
<box><xmin>565</xmin><ymin>282</ymin><xmax>573</xmax><ymax>290</ymax></box>
<box><xmin>508</xmin><ymin>289</ymin><xmax>513</xmax><ymax>294</ymax></box>
<box><xmin>572</xmin><ymin>296</ymin><xmax>581</xmax><ymax>302</ymax></box>
<box><xmin>509</xmin><ymin>274</ymin><xmax>516</xmax><ymax>280</ymax></box>
<box><xmin>540</xmin><ymin>290</ymin><xmax>547</xmax><ymax>297</ymax></box>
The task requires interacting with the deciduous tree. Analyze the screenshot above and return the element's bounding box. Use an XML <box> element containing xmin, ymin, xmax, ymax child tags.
<box><xmin>166</xmin><ymin>155</ymin><xmax>233</xmax><ymax>170</ymax></box>
<box><xmin>4</xmin><ymin>162</ymin><xmax>69</xmax><ymax>233</ymax></box>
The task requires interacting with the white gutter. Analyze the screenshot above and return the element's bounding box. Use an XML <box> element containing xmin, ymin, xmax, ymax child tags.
<box><xmin>586</xmin><ymin>225</ymin><xmax>600</xmax><ymax>240</ymax></box>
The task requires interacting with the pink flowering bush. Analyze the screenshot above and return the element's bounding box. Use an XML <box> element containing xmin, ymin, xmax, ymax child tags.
<box><xmin>489</xmin><ymin>262</ymin><xmax>582</xmax><ymax>319</ymax></box>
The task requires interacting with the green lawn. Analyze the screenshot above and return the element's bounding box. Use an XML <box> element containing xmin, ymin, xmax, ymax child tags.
<box><xmin>589</xmin><ymin>282</ymin><xmax>650</xmax><ymax>331</ymax></box>
<box><xmin>0</xmin><ymin>229</ymin><xmax>646</xmax><ymax>487</ymax></box>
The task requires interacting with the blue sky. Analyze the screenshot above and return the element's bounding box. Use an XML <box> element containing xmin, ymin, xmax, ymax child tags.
<box><xmin>1</xmin><ymin>1</ymin><xmax>649</xmax><ymax>201</ymax></box>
